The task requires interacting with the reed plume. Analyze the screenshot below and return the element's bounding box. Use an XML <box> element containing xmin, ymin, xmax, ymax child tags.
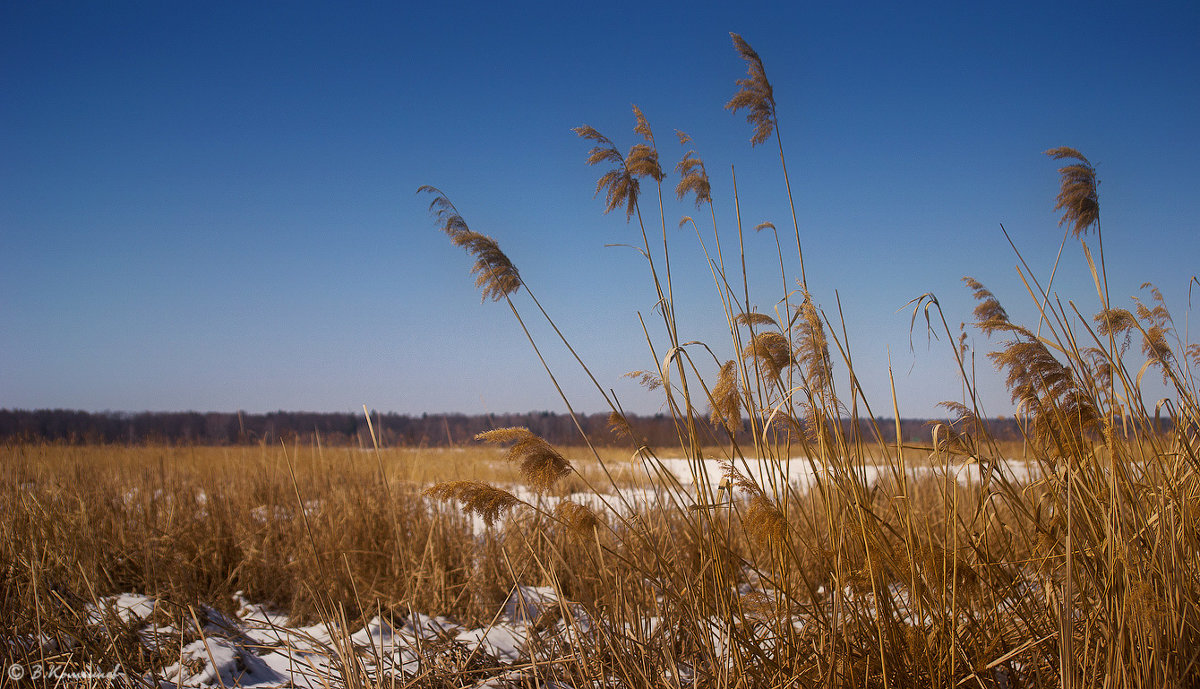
<box><xmin>965</xmin><ymin>276</ymin><xmax>1101</xmax><ymax>451</ymax></box>
<box><xmin>793</xmin><ymin>292</ymin><xmax>832</xmax><ymax>392</ymax></box>
<box><xmin>710</xmin><ymin>359</ymin><xmax>742</xmax><ymax>433</ymax></box>
<box><xmin>939</xmin><ymin>400</ymin><xmax>985</xmax><ymax>436</ymax></box>
<box><xmin>989</xmin><ymin>337</ymin><xmax>1100</xmax><ymax>453</ymax></box>
<box><xmin>734</xmin><ymin>311</ymin><xmax>778</xmax><ymax>328</ymax></box>
<box><xmin>962</xmin><ymin>277</ymin><xmax>1010</xmax><ymax>336</ymax></box>
<box><xmin>1082</xmin><ymin>346</ymin><xmax>1116</xmax><ymax>391</ymax></box>
<box><xmin>1141</xmin><ymin>326</ymin><xmax>1174</xmax><ymax>374</ymax></box>
<box><xmin>1134</xmin><ymin>285</ymin><xmax>1176</xmax><ymax>379</ymax></box>
<box><xmin>931</xmin><ymin>400</ymin><xmax>986</xmax><ymax>454</ymax></box>
<box><xmin>627</xmin><ymin>105</ymin><xmax>665</xmax><ymax>183</ymax></box>
<box><xmin>476</xmin><ymin>427</ymin><xmax>571</xmax><ymax>492</ymax></box>
<box><xmin>574</xmin><ymin>125</ymin><xmax>639</xmax><ymax>219</ymax></box>
<box><xmin>741</xmin><ymin>330</ymin><xmax>794</xmax><ymax>381</ymax></box>
<box><xmin>674</xmin><ymin>134</ymin><xmax>711</xmax><ymax>207</ymax></box>
<box><xmin>721</xmin><ymin>460</ymin><xmax>760</xmax><ymax>494</ymax></box>
<box><xmin>1094</xmin><ymin>307</ymin><xmax>1136</xmax><ymax>340</ymax></box>
<box><xmin>744</xmin><ymin>493</ymin><xmax>788</xmax><ymax>547</ymax></box>
<box><xmin>424</xmin><ymin>481</ymin><xmax>522</xmax><ymax>528</ymax></box>
<box><xmin>607</xmin><ymin>411</ymin><xmax>636</xmax><ymax>441</ymax></box>
<box><xmin>624</xmin><ymin>370</ymin><xmax>663</xmax><ymax>391</ymax></box>
<box><xmin>554</xmin><ymin>500</ymin><xmax>602</xmax><ymax>536</ymax></box>
<box><xmin>1046</xmin><ymin>147</ymin><xmax>1099</xmax><ymax>237</ymax></box>
<box><xmin>420</xmin><ymin>186</ymin><xmax>521</xmax><ymax>301</ymax></box>
<box><xmin>1135</xmin><ymin>283</ymin><xmax>1171</xmax><ymax>327</ymax></box>
<box><xmin>726</xmin><ymin>33</ymin><xmax>776</xmax><ymax>146</ymax></box>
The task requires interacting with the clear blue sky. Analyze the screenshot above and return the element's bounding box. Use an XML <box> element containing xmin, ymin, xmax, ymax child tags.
<box><xmin>2</xmin><ymin>1</ymin><xmax>1197</xmax><ymax>418</ymax></box>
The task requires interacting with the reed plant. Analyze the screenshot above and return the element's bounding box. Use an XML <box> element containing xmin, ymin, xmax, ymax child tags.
<box><xmin>420</xmin><ymin>32</ymin><xmax>1200</xmax><ymax>688</ymax></box>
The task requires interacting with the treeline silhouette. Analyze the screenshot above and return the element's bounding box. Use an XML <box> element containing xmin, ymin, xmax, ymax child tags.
<box><xmin>0</xmin><ymin>408</ymin><xmax>1023</xmax><ymax>447</ymax></box>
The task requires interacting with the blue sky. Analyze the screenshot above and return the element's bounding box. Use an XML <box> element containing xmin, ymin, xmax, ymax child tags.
<box><xmin>2</xmin><ymin>1</ymin><xmax>1198</xmax><ymax>418</ymax></box>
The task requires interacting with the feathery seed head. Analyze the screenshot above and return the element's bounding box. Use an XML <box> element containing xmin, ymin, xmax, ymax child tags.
<box><xmin>573</xmin><ymin>125</ymin><xmax>613</xmax><ymax>147</ymax></box>
<box><xmin>607</xmin><ymin>411</ymin><xmax>641</xmax><ymax>444</ymax></box>
<box><xmin>1082</xmin><ymin>346</ymin><xmax>1116</xmax><ymax>390</ymax></box>
<box><xmin>1094</xmin><ymin>307</ymin><xmax>1136</xmax><ymax>337</ymax></box>
<box><xmin>420</xmin><ymin>185</ymin><xmax>470</xmax><ymax>241</ymax></box>
<box><xmin>710</xmin><ymin>360</ymin><xmax>742</xmax><ymax>433</ymax></box>
<box><xmin>987</xmin><ymin>333</ymin><xmax>1100</xmax><ymax>453</ymax></box>
<box><xmin>1045</xmin><ymin>147</ymin><xmax>1099</xmax><ymax>237</ymax></box>
<box><xmin>1142</xmin><ymin>325</ymin><xmax>1174</xmax><ymax>373</ymax></box>
<box><xmin>555</xmin><ymin>500</ymin><xmax>602</xmax><ymax>536</ymax></box>
<box><xmin>476</xmin><ymin>427</ymin><xmax>536</xmax><ymax>444</ymax></box>
<box><xmin>607</xmin><ymin>411</ymin><xmax>633</xmax><ymax>440</ymax></box>
<box><xmin>939</xmin><ymin>400</ymin><xmax>985</xmax><ymax>436</ymax></box>
<box><xmin>1135</xmin><ymin>284</ymin><xmax>1171</xmax><ymax>327</ymax></box>
<box><xmin>726</xmin><ymin>33</ymin><xmax>776</xmax><ymax>146</ymax></box>
<box><xmin>632</xmin><ymin>104</ymin><xmax>654</xmax><ymax>143</ymax></box>
<box><xmin>626</xmin><ymin>143</ymin><xmax>665</xmax><ymax>183</ymax></box>
<box><xmin>424</xmin><ymin>481</ymin><xmax>521</xmax><ymax>528</ymax></box>
<box><xmin>932</xmin><ymin>401</ymin><xmax>985</xmax><ymax>453</ymax></box>
<box><xmin>744</xmin><ymin>494</ymin><xmax>788</xmax><ymax>547</ymax></box>
<box><xmin>511</xmin><ymin>437</ymin><xmax>572</xmax><ymax>492</ymax></box>
<box><xmin>793</xmin><ymin>293</ymin><xmax>833</xmax><ymax>391</ymax></box>
<box><xmin>963</xmin><ymin>277</ymin><xmax>1011</xmax><ymax>336</ymax></box>
<box><xmin>576</xmin><ymin>125</ymin><xmax>642</xmax><ymax>220</ymax></box>
<box><xmin>721</xmin><ymin>461</ymin><xmax>761</xmax><ymax>495</ymax></box>
<box><xmin>477</xmin><ymin>427</ymin><xmax>570</xmax><ymax>492</ymax></box>
<box><xmin>735</xmin><ymin>311</ymin><xmax>779</xmax><ymax>329</ymax></box>
<box><xmin>675</xmin><ymin>150</ymin><xmax>711</xmax><ymax>206</ymax></box>
<box><xmin>624</xmin><ymin>370</ymin><xmax>663</xmax><ymax>391</ymax></box>
<box><xmin>742</xmin><ymin>330</ymin><xmax>794</xmax><ymax>380</ymax></box>
<box><xmin>456</xmin><ymin>231</ymin><xmax>522</xmax><ymax>302</ymax></box>
<box><xmin>421</xmin><ymin>187</ymin><xmax>521</xmax><ymax>302</ymax></box>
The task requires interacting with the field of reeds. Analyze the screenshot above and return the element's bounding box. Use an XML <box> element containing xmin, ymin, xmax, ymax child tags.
<box><xmin>5</xmin><ymin>33</ymin><xmax>1199</xmax><ymax>688</ymax></box>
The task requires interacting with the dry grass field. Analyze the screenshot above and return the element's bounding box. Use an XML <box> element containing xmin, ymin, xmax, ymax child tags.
<box><xmin>5</xmin><ymin>34</ymin><xmax>1200</xmax><ymax>688</ymax></box>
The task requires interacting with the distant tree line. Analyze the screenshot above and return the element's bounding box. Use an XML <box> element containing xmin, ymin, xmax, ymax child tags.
<box><xmin>0</xmin><ymin>408</ymin><xmax>1024</xmax><ymax>447</ymax></box>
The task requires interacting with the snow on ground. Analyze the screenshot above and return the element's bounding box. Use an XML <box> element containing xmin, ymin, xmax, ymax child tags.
<box><xmin>459</xmin><ymin>454</ymin><xmax>1042</xmax><ymax>535</ymax></box>
<box><xmin>36</xmin><ymin>585</ymin><xmax>573</xmax><ymax>688</ymax></box>
<box><xmin>646</xmin><ymin>455</ymin><xmax>1040</xmax><ymax>492</ymax></box>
